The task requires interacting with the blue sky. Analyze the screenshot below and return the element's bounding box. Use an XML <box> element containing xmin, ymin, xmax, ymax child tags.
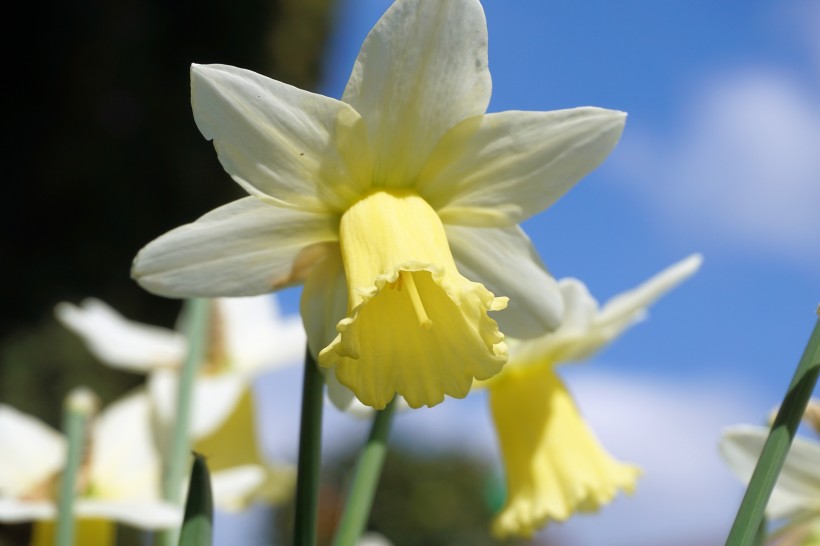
<box><xmin>259</xmin><ymin>1</ymin><xmax>819</xmax><ymax>544</ymax></box>
<box><xmin>305</xmin><ymin>0</ymin><xmax>819</xmax><ymax>397</ymax></box>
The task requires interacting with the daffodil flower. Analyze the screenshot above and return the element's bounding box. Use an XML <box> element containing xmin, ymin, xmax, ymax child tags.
<box><xmin>720</xmin><ymin>401</ymin><xmax>820</xmax><ymax>546</ymax></box>
<box><xmin>486</xmin><ymin>254</ymin><xmax>702</xmax><ymax>537</ymax></box>
<box><xmin>130</xmin><ymin>0</ymin><xmax>627</xmax><ymax>409</ymax></box>
<box><xmin>0</xmin><ymin>392</ymin><xmax>181</xmax><ymax>543</ymax></box>
<box><xmin>55</xmin><ymin>295</ymin><xmax>301</xmax><ymax>510</ymax></box>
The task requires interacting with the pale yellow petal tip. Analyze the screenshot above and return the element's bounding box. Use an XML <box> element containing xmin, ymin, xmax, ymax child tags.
<box><xmin>319</xmin><ymin>265</ymin><xmax>508</xmax><ymax>409</ymax></box>
<box><xmin>66</xmin><ymin>387</ymin><xmax>99</xmax><ymax>415</ymax></box>
<box><xmin>258</xmin><ymin>465</ymin><xmax>298</xmax><ymax>505</ymax></box>
<box><xmin>805</xmin><ymin>399</ymin><xmax>820</xmax><ymax>434</ymax></box>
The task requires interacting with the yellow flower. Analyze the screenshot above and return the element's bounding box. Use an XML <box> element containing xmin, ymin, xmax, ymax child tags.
<box><xmin>131</xmin><ymin>0</ymin><xmax>626</xmax><ymax>409</ymax></box>
<box><xmin>489</xmin><ymin>363</ymin><xmax>639</xmax><ymax>538</ymax></box>
<box><xmin>487</xmin><ymin>254</ymin><xmax>702</xmax><ymax>538</ymax></box>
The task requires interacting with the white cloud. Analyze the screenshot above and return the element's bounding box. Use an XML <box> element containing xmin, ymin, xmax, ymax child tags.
<box><xmin>250</xmin><ymin>364</ymin><xmax>760</xmax><ymax>546</ymax></box>
<box><xmin>613</xmin><ymin>67</ymin><xmax>820</xmax><ymax>268</ymax></box>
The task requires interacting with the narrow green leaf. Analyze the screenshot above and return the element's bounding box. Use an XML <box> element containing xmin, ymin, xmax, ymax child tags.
<box><xmin>177</xmin><ymin>453</ymin><xmax>213</xmax><ymax>546</ymax></box>
<box><xmin>725</xmin><ymin>315</ymin><xmax>820</xmax><ymax>546</ymax></box>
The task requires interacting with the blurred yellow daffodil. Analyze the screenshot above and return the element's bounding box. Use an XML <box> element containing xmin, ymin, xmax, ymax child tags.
<box><xmin>721</xmin><ymin>400</ymin><xmax>820</xmax><ymax>546</ymax></box>
<box><xmin>486</xmin><ymin>254</ymin><xmax>702</xmax><ymax>538</ymax></box>
<box><xmin>0</xmin><ymin>392</ymin><xmax>180</xmax><ymax>544</ymax></box>
<box><xmin>55</xmin><ymin>295</ymin><xmax>301</xmax><ymax>510</ymax></box>
<box><xmin>130</xmin><ymin>0</ymin><xmax>627</xmax><ymax>409</ymax></box>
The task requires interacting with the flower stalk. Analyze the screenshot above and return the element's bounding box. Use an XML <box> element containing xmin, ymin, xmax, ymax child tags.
<box><xmin>332</xmin><ymin>398</ymin><xmax>397</xmax><ymax>546</ymax></box>
<box><xmin>159</xmin><ymin>298</ymin><xmax>211</xmax><ymax>546</ymax></box>
<box><xmin>294</xmin><ymin>348</ymin><xmax>325</xmax><ymax>546</ymax></box>
<box><xmin>725</xmin><ymin>313</ymin><xmax>820</xmax><ymax>546</ymax></box>
<box><xmin>55</xmin><ymin>387</ymin><xmax>97</xmax><ymax>546</ymax></box>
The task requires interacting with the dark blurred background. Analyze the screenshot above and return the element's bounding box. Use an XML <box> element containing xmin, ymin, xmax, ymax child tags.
<box><xmin>2</xmin><ymin>0</ymin><xmax>334</xmax><ymax>422</ymax></box>
<box><xmin>1</xmin><ymin>1</ymin><xmax>330</xmax><ymax>542</ymax></box>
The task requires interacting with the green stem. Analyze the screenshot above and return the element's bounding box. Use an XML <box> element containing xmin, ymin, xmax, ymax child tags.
<box><xmin>332</xmin><ymin>398</ymin><xmax>396</xmax><ymax>546</ymax></box>
<box><xmin>55</xmin><ymin>388</ymin><xmax>97</xmax><ymax>546</ymax></box>
<box><xmin>159</xmin><ymin>298</ymin><xmax>211</xmax><ymax>546</ymax></box>
<box><xmin>725</xmin><ymin>313</ymin><xmax>820</xmax><ymax>546</ymax></box>
<box><xmin>294</xmin><ymin>347</ymin><xmax>325</xmax><ymax>546</ymax></box>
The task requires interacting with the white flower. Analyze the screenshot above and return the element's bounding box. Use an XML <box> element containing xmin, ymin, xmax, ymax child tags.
<box><xmin>55</xmin><ymin>294</ymin><xmax>303</xmax><ymax>375</ymax></box>
<box><xmin>130</xmin><ymin>0</ymin><xmax>627</xmax><ymax>409</ymax></box>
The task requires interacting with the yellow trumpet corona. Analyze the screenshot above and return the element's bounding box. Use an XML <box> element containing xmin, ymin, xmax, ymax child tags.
<box><xmin>322</xmin><ymin>190</ymin><xmax>508</xmax><ymax>409</ymax></box>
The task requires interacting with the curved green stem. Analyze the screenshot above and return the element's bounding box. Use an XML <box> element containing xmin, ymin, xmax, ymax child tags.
<box><xmin>294</xmin><ymin>348</ymin><xmax>325</xmax><ymax>546</ymax></box>
<box><xmin>332</xmin><ymin>398</ymin><xmax>396</xmax><ymax>546</ymax></box>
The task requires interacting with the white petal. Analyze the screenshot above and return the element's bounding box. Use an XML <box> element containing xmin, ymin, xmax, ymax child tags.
<box><xmin>596</xmin><ymin>254</ymin><xmax>703</xmax><ymax>329</ymax></box>
<box><xmin>298</xmin><ymin>249</ymin><xmax>359</xmax><ymax>411</ymax></box>
<box><xmin>0</xmin><ymin>405</ymin><xmax>66</xmax><ymax>497</ymax></box>
<box><xmin>210</xmin><ymin>465</ymin><xmax>266</xmax><ymax>512</ymax></box>
<box><xmin>132</xmin><ymin>197</ymin><xmax>338</xmax><ymax>298</ymax></box>
<box><xmin>445</xmin><ymin>224</ymin><xmax>563</xmax><ymax>337</ymax></box>
<box><xmin>324</xmin><ymin>368</ymin><xmax>358</xmax><ymax>413</ymax></box>
<box><xmin>719</xmin><ymin>425</ymin><xmax>764</xmax><ymax>480</ymax></box>
<box><xmin>148</xmin><ymin>370</ymin><xmax>247</xmax><ymax>442</ymax></box>
<box><xmin>508</xmin><ymin>279</ymin><xmax>602</xmax><ymax>365</ymax></box>
<box><xmin>720</xmin><ymin>425</ymin><xmax>820</xmax><ymax>521</ymax></box>
<box><xmin>191</xmin><ymin>64</ymin><xmax>368</xmax><ymax>212</ymax></box>
<box><xmin>537</xmin><ymin>256</ymin><xmax>700</xmax><ymax>363</ymax></box>
<box><xmin>89</xmin><ymin>391</ymin><xmax>163</xmax><ymax>501</ymax></box>
<box><xmin>217</xmin><ymin>295</ymin><xmax>306</xmax><ymax>375</ymax></box>
<box><xmin>300</xmin><ymin>247</ymin><xmax>347</xmax><ymax>361</ymax></box>
<box><xmin>420</xmin><ymin>108</ymin><xmax>626</xmax><ymax>226</ymax></box>
<box><xmin>0</xmin><ymin>498</ymin><xmax>55</xmax><ymax>522</ymax></box>
<box><xmin>342</xmin><ymin>0</ymin><xmax>491</xmax><ymax>186</ymax></box>
<box><xmin>514</xmin><ymin>255</ymin><xmax>700</xmax><ymax>367</ymax></box>
<box><xmin>75</xmin><ymin>499</ymin><xmax>181</xmax><ymax>530</ymax></box>
<box><xmin>555</xmin><ymin>279</ymin><xmax>601</xmax><ymax>334</ymax></box>
<box><xmin>55</xmin><ymin>299</ymin><xmax>185</xmax><ymax>371</ymax></box>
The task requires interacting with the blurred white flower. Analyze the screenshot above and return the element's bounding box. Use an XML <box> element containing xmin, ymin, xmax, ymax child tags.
<box><xmin>55</xmin><ymin>294</ymin><xmax>303</xmax><ymax>510</ymax></box>
<box><xmin>721</xmin><ymin>401</ymin><xmax>820</xmax><ymax>546</ymax></box>
<box><xmin>0</xmin><ymin>391</ymin><xmax>180</xmax><ymax>532</ymax></box>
